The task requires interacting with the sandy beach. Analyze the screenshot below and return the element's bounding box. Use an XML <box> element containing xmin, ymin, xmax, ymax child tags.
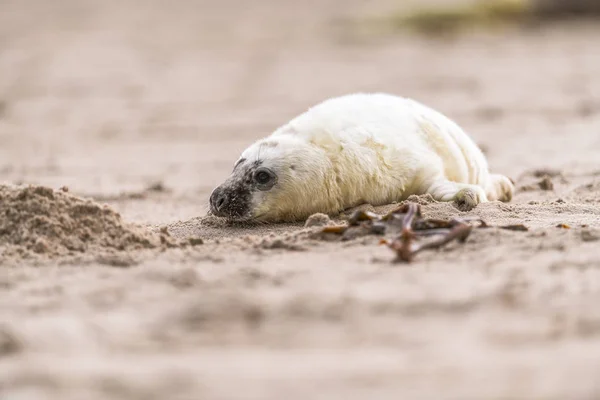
<box><xmin>1</xmin><ymin>0</ymin><xmax>600</xmax><ymax>398</ymax></box>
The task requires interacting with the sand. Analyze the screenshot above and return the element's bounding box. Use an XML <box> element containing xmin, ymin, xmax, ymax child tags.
<box><xmin>1</xmin><ymin>0</ymin><xmax>600</xmax><ymax>399</ymax></box>
<box><xmin>0</xmin><ymin>185</ymin><xmax>158</xmax><ymax>258</ymax></box>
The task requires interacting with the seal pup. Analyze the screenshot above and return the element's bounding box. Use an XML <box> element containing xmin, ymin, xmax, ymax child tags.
<box><xmin>209</xmin><ymin>93</ymin><xmax>513</xmax><ymax>222</ymax></box>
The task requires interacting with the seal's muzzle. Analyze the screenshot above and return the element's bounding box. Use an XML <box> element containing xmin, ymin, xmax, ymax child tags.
<box><xmin>208</xmin><ymin>181</ymin><xmax>253</xmax><ymax>220</ymax></box>
<box><xmin>209</xmin><ymin>187</ymin><xmax>228</xmax><ymax>216</ymax></box>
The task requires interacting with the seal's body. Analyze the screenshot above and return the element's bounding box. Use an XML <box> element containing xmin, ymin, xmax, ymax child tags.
<box><xmin>209</xmin><ymin>93</ymin><xmax>513</xmax><ymax>222</ymax></box>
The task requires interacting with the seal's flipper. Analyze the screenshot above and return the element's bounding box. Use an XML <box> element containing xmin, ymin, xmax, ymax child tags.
<box><xmin>486</xmin><ymin>173</ymin><xmax>514</xmax><ymax>202</ymax></box>
<box><xmin>426</xmin><ymin>179</ymin><xmax>488</xmax><ymax>211</ymax></box>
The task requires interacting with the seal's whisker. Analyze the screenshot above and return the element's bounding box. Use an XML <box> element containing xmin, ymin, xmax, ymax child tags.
<box><xmin>256</xmin><ymin>142</ymin><xmax>263</xmax><ymax>163</ymax></box>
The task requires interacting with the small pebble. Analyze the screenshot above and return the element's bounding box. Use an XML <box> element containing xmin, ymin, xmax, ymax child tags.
<box><xmin>581</xmin><ymin>229</ymin><xmax>600</xmax><ymax>242</ymax></box>
<box><xmin>538</xmin><ymin>176</ymin><xmax>554</xmax><ymax>191</ymax></box>
<box><xmin>188</xmin><ymin>237</ymin><xmax>204</xmax><ymax>246</ymax></box>
<box><xmin>305</xmin><ymin>213</ymin><xmax>331</xmax><ymax>227</ymax></box>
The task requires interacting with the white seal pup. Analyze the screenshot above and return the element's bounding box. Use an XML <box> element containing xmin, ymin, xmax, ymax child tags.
<box><xmin>209</xmin><ymin>93</ymin><xmax>513</xmax><ymax>222</ymax></box>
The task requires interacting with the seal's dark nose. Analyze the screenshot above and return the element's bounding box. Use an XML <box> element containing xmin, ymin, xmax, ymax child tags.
<box><xmin>209</xmin><ymin>188</ymin><xmax>229</xmax><ymax>215</ymax></box>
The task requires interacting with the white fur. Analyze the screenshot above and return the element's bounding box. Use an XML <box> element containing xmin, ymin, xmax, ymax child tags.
<box><xmin>235</xmin><ymin>93</ymin><xmax>513</xmax><ymax>222</ymax></box>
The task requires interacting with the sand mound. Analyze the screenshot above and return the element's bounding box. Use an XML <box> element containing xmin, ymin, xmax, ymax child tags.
<box><xmin>0</xmin><ymin>184</ymin><xmax>166</xmax><ymax>259</ymax></box>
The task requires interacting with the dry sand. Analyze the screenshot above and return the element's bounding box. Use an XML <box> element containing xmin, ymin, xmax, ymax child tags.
<box><xmin>1</xmin><ymin>0</ymin><xmax>600</xmax><ymax>399</ymax></box>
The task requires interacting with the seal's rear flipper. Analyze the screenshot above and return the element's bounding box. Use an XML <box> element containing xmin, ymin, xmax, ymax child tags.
<box><xmin>486</xmin><ymin>173</ymin><xmax>514</xmax><ymax>202</ymax></box>
<box><xmin>426</xmin><ymin>178</ymin><xmax>488</xmax><ymax>211</ymax></box>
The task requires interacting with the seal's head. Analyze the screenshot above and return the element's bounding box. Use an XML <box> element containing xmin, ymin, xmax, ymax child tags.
<box><xmin>209</xmin><ymin>134</ymin><xmax>334</xmax><ymax>222</ymax></box>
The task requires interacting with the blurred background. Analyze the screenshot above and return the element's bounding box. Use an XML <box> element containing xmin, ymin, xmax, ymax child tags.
<box><xmin>0</xmin><ymin>0</ymin><xmax>599</xmax><ymax>224</ymax></box>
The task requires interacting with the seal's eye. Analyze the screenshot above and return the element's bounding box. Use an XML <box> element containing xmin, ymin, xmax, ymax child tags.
<box><xmin>256</xmin><ymin>171</ymin><xmax>270</xmax><ymax>184</ymax></box>
<box><xmin>254</xmin><ymin>167</ymin><xmax>277</xmax><ymax>190</ymax></box>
